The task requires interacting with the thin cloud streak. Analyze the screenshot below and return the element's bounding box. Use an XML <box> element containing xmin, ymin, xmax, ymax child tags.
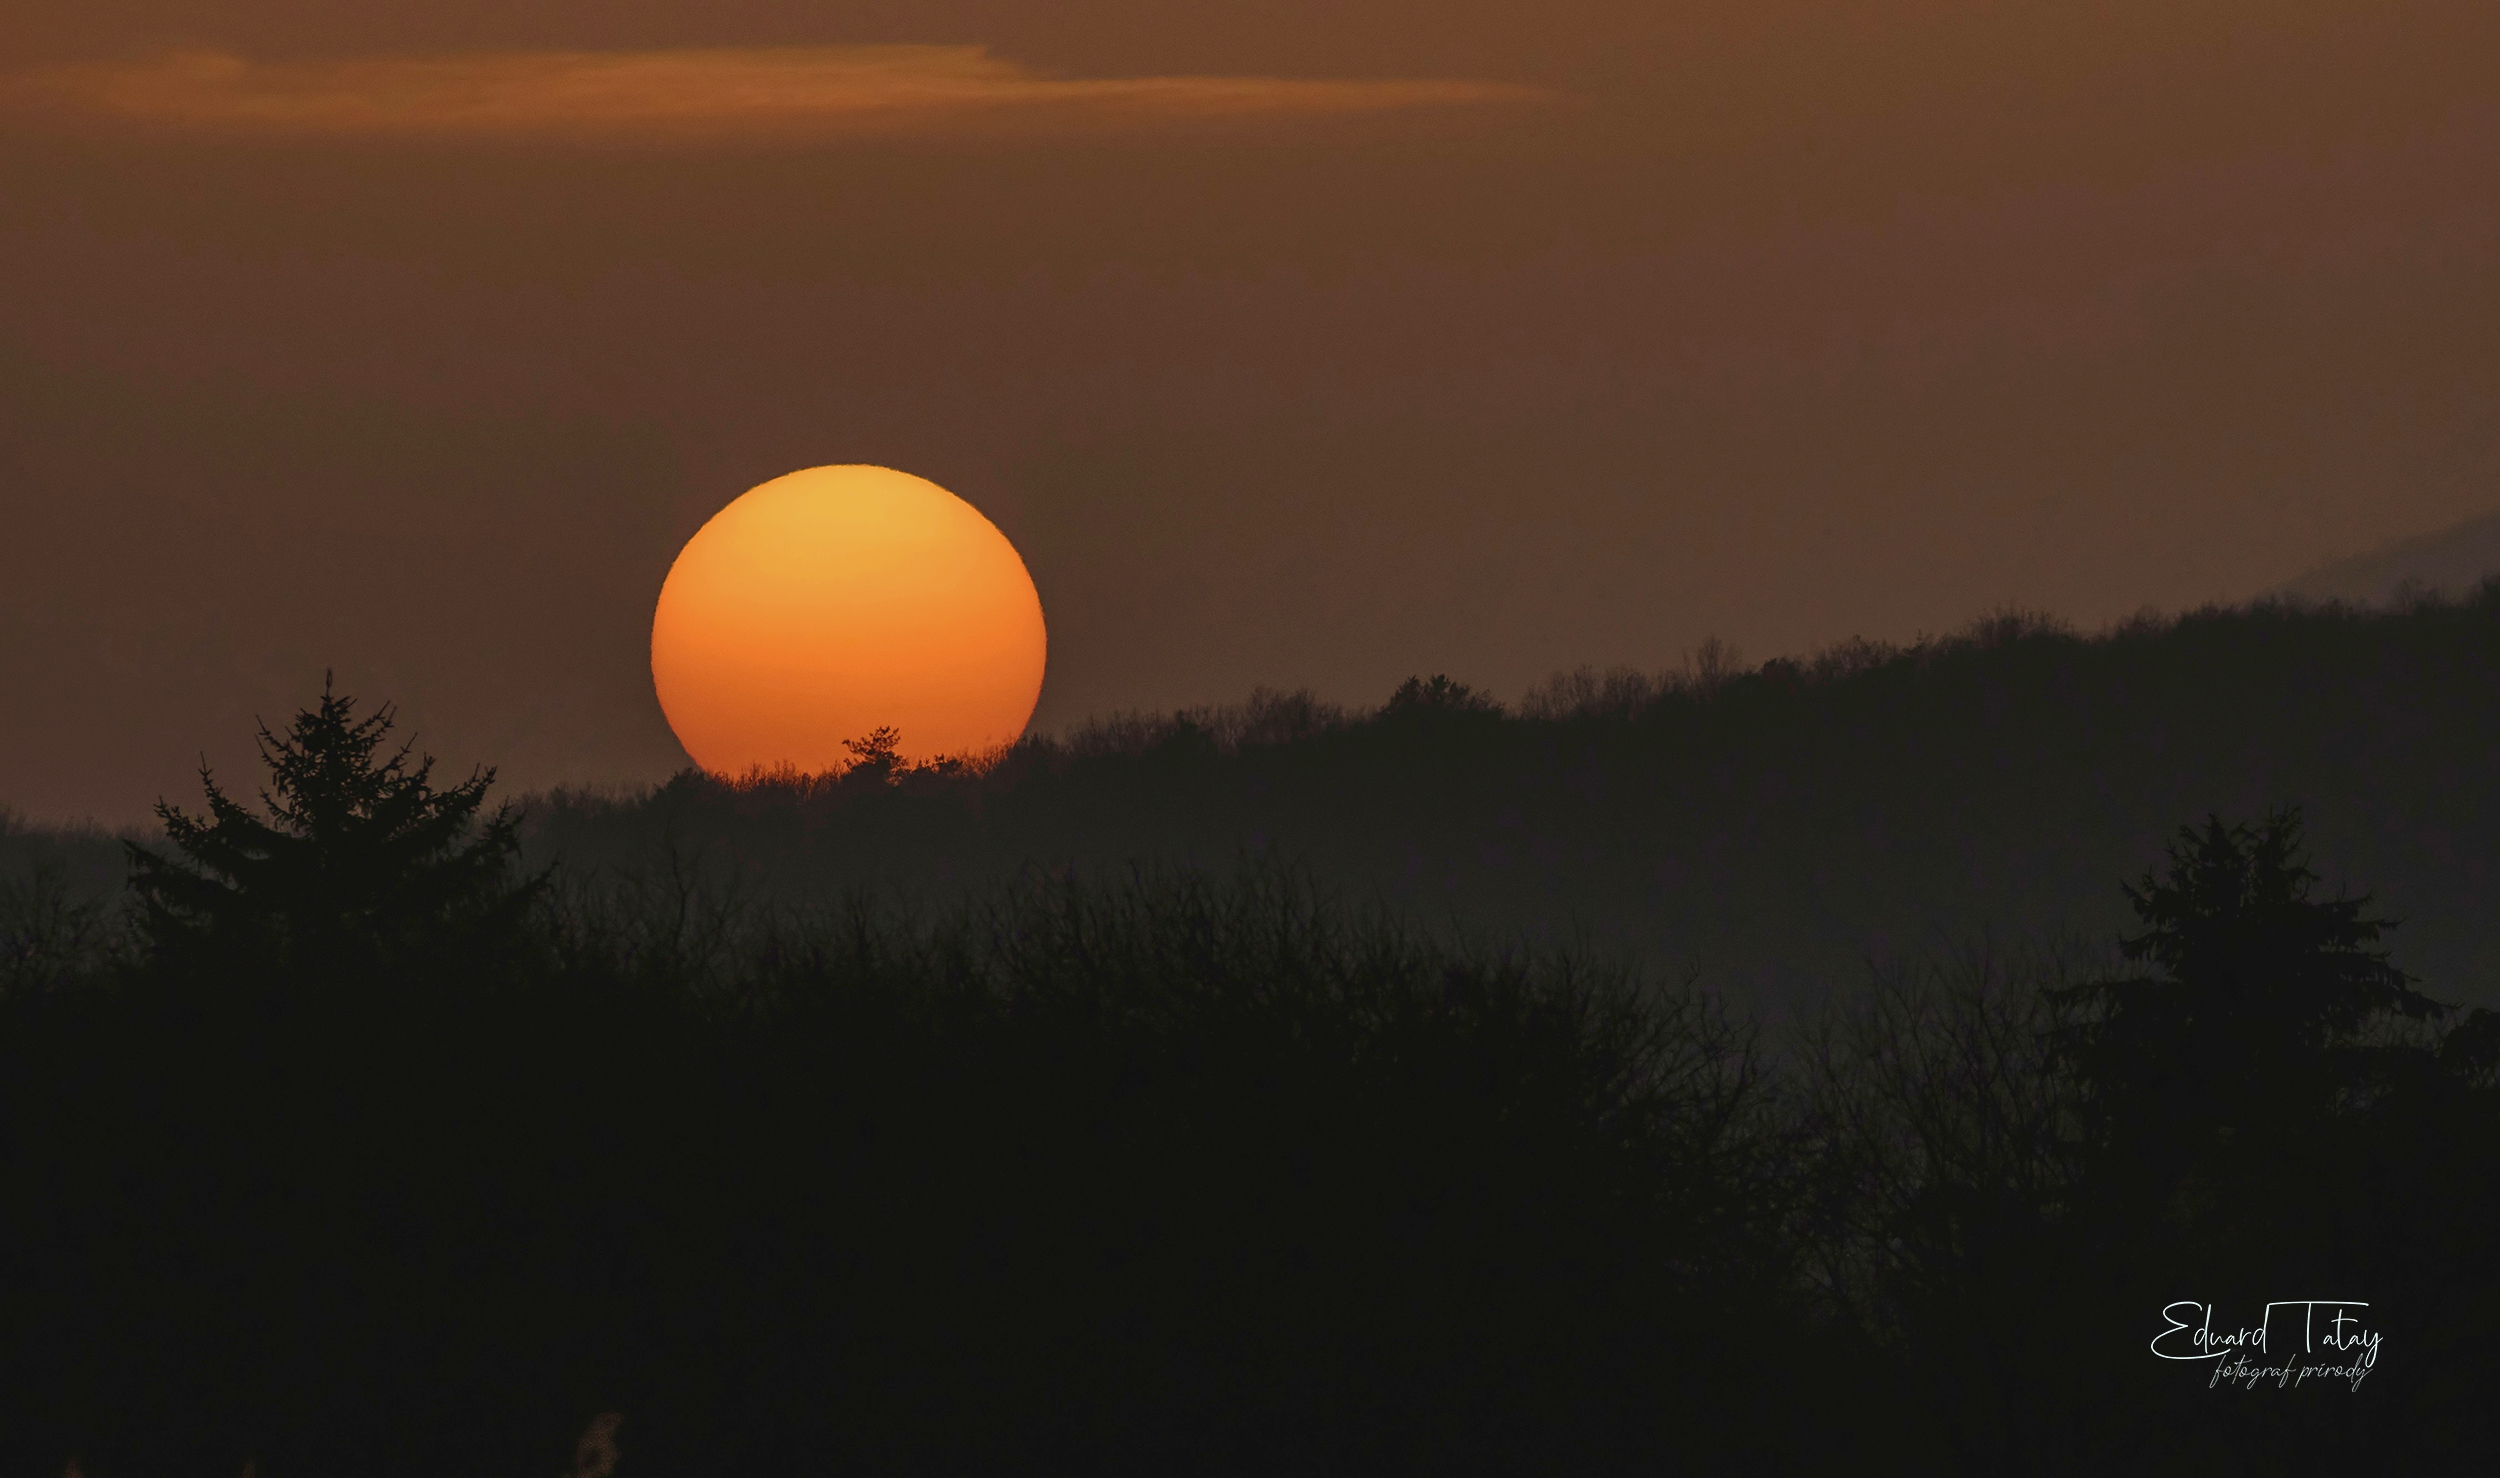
<box><xmin>4</xmin><ymin>46</ymin><xmax>1554</xmax><ymax>142</ymax></box>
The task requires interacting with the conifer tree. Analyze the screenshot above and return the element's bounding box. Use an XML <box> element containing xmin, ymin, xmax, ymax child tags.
<box><xmin>2054</xmin><ymin>807</ymin><xmax>2449</xmax><ymax>1171</ymax></box>
<box><xmin>125</xmin><ymin>678</ymin><xmax>538</xmax><ymax>976</ymax></box>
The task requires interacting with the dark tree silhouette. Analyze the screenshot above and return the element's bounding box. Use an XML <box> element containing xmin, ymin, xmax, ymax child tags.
<box><xmin>2055</xmin><ymin>807</ymin><xmax>2448</xmax><ymax>1155</ymax></box>
<box><xmin>11</xmin><ymin>598</ymin><xmax>2500</xmax><ymax>1474</ymax></box>
<box><xmin>2043</xmin><ymin>802</ymin><xmax>2474</xmax><ymax>1372</ymax></box>
<box><xmin>0</xmin><ymin>861</ymin><xmax>114</xmax><ymax>996</ymax></box>
<box><xmin>124</xmin><ymin>678</ymin><xmax>537</xmax><ymax>975</ymax></box>
<box><xmin>840</xmin><ymin>724</ymin><xmax>905</xmax><ymax>783</ymax></box>
<box><xmin>1382</xmin><ymin>672</ymin><xmax>1501</xmax><ymax>716</ymax></box>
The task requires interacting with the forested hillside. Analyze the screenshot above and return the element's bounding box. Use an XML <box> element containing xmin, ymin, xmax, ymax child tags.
<box><xmin>14</xmin><ymin>589</ymin><xmax>2497</xmax><ymax>1009</ymax></box>
<box><xmin>515</xmin><ymin>589</ymin><xmax>2500</xmax><ymax>1009</ymax></box>
<box><xmin>3</xmin><ymin>693</ymin><xmax>2492</xmax><ymax>1474</ymax></box>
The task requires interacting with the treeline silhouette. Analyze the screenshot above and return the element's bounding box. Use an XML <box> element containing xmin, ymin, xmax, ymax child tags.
<box><xmin>498</xmin><ymin>586</ymin><xmax>2500</xmax><ymax>1012</ymax></box>
<box><xmin>17</xmin><ymin>589</ymin><xmax>2500</xmax><ymax>1010</ymax></box>
<box><xmin>1</xmin><ymin>679</ymin><xmax>2495</xmax><ymax>1474</ymax></box>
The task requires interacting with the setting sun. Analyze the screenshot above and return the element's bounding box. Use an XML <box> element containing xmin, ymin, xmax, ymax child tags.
<box><xmin>649</xmin><ymin>465</ymin><xmax>1046</xmax><ymax>774</ymax></box>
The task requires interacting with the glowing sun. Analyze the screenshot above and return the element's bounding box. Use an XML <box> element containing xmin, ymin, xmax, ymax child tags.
<box><xmin>650</xmin><ymin>465</ymin><xmax>1047</xmax><ymax>775</ymax></box>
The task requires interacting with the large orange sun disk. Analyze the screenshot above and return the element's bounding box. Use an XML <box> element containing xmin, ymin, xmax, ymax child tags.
<box><xmin>650</xmin><ymin>465</ymin><xmax>1047</xmax><ymax>775</ymax></box>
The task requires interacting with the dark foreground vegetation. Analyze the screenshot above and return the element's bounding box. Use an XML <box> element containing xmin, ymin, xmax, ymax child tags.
<box><xmin>2</xmin><ymin>676</ymin><xmax>2496</xmax><ymax>1475</ymax></box>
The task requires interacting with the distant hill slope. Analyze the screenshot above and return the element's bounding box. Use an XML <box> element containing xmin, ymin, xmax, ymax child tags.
<box><xmin>507</xmin><ymin>592</ymin><xmax>2500</xmax><ymax>1014</ymax></box>
<box><xmin>16</xmin><ymin>594</ymin><xmax>2500</xmax><ymax>1013</ymax></box>
<box><xmin>2282</xmin><ymin>508</ymin><xmax>2500</xmax><ymax>605</ymax></box>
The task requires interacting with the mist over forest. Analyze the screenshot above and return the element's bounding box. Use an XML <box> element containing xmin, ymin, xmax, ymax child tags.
<box><xmin>11</xmin><ymin>0</ymin><xmax>2499</xmax><ymax>1461</ymax></box>
<box><xmin>4</xmin><ymin>587</ymin><xmax>2497</xmax><ymax>1475</ymax></box>
<box><xmin>541</xmin><ymin>589</ymin><xmax>2500</xmax><ymax>1008</ymax></box>
<box><xmin>29</xmin><ymin>585</ymin><xmax>2491</xmax><ymax>1010</ymax></box>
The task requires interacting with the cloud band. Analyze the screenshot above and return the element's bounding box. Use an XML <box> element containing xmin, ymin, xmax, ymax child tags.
<box><xmin>5</xmin><ymin>46</ymin><xmax>1553</xmax><ymax>142</ymax></box>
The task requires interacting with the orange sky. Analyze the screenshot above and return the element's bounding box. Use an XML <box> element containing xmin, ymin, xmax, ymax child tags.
<box><xmin>3</xmin><ymin>0</ymin><xmax>2496</xmax><ymax>818</ymax></box>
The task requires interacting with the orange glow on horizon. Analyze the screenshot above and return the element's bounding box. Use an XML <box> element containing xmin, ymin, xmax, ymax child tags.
<box><xmin>650</xmin><ymin>466</ymin><xmax>1046</xmax><ymax>775</ymax></box>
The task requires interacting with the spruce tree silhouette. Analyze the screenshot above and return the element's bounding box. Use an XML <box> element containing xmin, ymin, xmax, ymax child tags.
<box><xmin>2071</xmin><ymin>811</ymin><xmax>2440</xmax><ymax>1102</ymax></box>
<box><xmin>124</xmin><ymin>677</ymin><xmax>537</xmax><ymax>977</ymax></box>
<box><xmin>2053</xmin><ymin>807</ymin><xmax>2451</xmax><ymax>1217</ymax></box>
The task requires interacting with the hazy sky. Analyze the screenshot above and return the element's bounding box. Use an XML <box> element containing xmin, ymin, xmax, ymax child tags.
<box><xmin>5</xmin><ymin>1</ymin><xmax>2496</xmax><ymax>820</ymax></box>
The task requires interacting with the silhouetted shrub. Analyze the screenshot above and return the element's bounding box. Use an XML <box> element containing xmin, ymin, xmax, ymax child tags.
<box><xmin>0</xmin><ymin>859</ymin><xmax>120</xmax><ymax>996</ymax></box>
<box><xmin>1791</xmin><ymin>939</ymin><xmax>2097</xmax><ymax>1468</ymax></box>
